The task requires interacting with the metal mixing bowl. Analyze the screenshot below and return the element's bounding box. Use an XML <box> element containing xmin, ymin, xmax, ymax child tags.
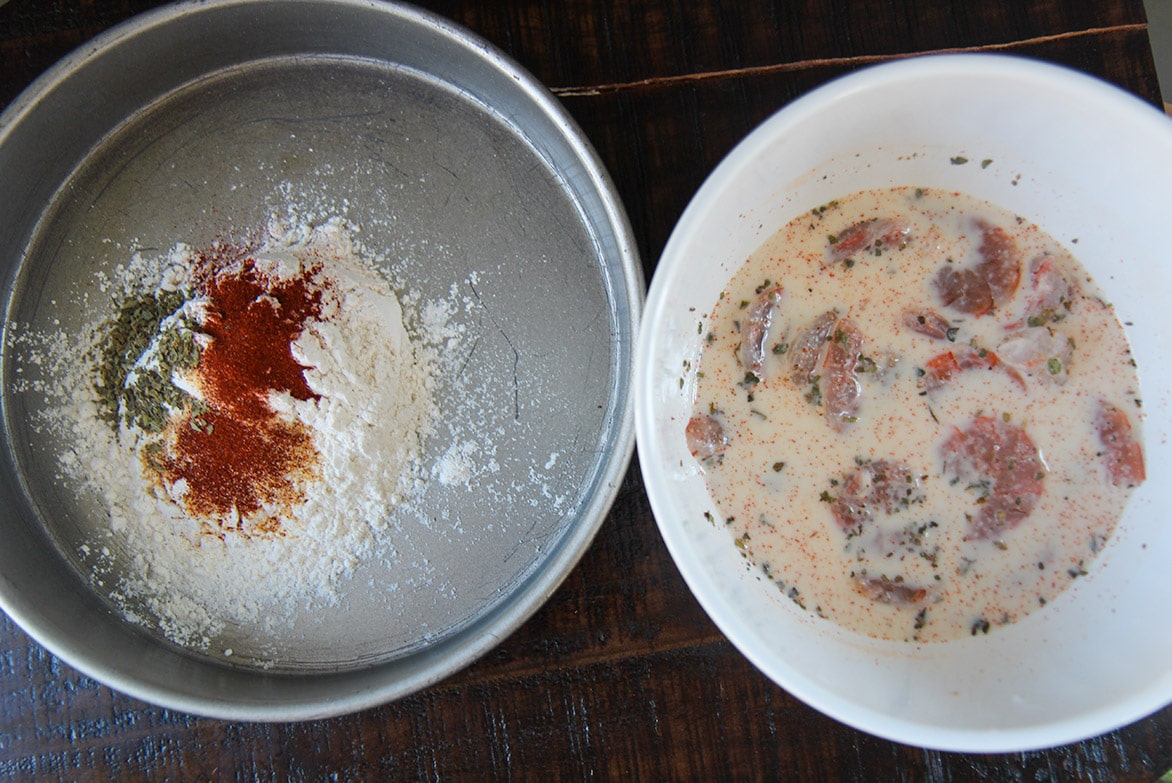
<box><xmin>0</xmin><ymin>0</ymin><xmax>641</xmax><ymax>719</ymax></box>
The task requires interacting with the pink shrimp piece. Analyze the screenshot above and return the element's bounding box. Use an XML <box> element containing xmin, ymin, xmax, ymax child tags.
<box><xmin>934</xmin><ymin>267</ymin><xmax>991</xmax><ymax>316</ymax></box>
<box><xmin>855</xmin><ymin>576</ymin><xmax>928</xmax><ymax>606</ymax></box>
<box><xmin>821</xmin><ymin>318</ymin><xmax>863</xmax><ymax>431</ymax></box>
<box><xmin>827</xmin><ymin>218</ymin><xmax>913</xmax><ymax>263</ymax></box>
<box><xmin>1025</xmin><ymin>254</ymin><xmax>1072</xmax><ymax>319</ymax></box>
<box><xmin>738</xmin><ymin>284</ymin><xmax>783</xmax><ymax>377</ymax></box>
<box><xmin>686</xmin><ymin>414</ymin><xmax>728</xmax><ymax>460</ymax></box>
<box><xmin>1004</xmin><ymin>254</ymin><xmax>1077</xmax><ymax>330</ymax></box>
<box><xmin>934</xmin><ymin>219</ymin><xmax>1022</xmax><ymax>316</ymax></box>
<box><xmin>831</xmin><ymin>459</ymin><xmax>923</xmax><ymax>531</ymax></box>
<box><xmin>941</xmin><ymin>416</ymin><xmax>1046</xmax><ymax>540</ymax></box>
<box><xmin>1095</xmin><ymin>400</ymin><xmax>1145</xmax><ymax>487</ymax></box>
<box><xmin>920</xmin><ymin>346</ymin><xmax>1025</xmax><ymax>393</ymax></box>
<box><xmin>996</xmin><ymin>327</ymin><xmax>1073</xmax><ymax>386</ymax></box>
<box><xmin>789</xmin><ymin>311</ymin><xmax>837</xmax><ymax>385</ymax></box>
<box><xmin>978</xmin><ymin>220</ymin><xmax>1022</xmax><ymax>305</ymax></box>
<box><xmin>902</xmin><ymin>308</ymin><xmax>955</xmax><ymax>341</ymax></box>
<box><xmin>790</xmin><ymin>312</ymin><xmax>865</xmax><ymax>430</ymax></box>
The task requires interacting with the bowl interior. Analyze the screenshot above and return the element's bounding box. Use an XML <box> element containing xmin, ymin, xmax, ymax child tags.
<box><xmin>0</xmin><ymin>0</ymin><xmax>640</xmax><ymax>719</ymax></box>
<box><xmin>637</xmin><ymin>54</ymin><xmax>1172</xmax><ymax>752</ymax></box>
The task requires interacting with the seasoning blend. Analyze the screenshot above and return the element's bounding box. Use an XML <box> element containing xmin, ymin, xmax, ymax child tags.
<box><xmin>57</xmin><ymin>218</ymin><xmax>440</xmax><ymax>653</ymax></box>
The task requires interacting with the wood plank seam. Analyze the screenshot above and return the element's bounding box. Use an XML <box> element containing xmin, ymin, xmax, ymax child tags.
<box><xmin>551</xmin><ymin>23</ymin><xmax>1149</xmax><ymax>96</ymax></box>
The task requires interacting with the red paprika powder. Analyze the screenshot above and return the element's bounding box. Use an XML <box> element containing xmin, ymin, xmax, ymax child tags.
<box><xmin>162</xmin><ymin>254</ymin><xmax>330</xmax><ymax>530</ymax></box>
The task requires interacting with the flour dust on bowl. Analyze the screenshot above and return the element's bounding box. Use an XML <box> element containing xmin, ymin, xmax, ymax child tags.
<box><xmin>0</xmin><ymin>0</ymin><xmax>641</xmax><ymax>720</ymax></box>
<box><xmin>635</xmin><ymin>54</ymin><xmax>1172</xmax><ymax>752</ymax></box>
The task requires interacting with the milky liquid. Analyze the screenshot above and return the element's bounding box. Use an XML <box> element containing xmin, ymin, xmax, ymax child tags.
<box><xmin>690</xmin><ymin>187</ymin><xmax>1144</xmax><ymax>642</ymax></box>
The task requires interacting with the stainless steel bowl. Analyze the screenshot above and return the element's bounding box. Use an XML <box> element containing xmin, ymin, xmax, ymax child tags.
<box><xmin>0</xmin><ymin>0</ymin><xmax>641</xmax><ymax>719</ymax></box>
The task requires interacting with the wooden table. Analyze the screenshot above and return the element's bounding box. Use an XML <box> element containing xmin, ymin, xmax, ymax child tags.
<box><xmin>1</xmin><ymin>1</ymin><xmax>1169</xmax><ymax>779</ymax></box>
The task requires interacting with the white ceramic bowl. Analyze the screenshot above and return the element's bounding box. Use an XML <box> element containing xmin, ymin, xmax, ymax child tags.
<box><xmin>635</xmin><ymin>54</ymin><xmax>1172</xmax><ymax>752</ymax></box>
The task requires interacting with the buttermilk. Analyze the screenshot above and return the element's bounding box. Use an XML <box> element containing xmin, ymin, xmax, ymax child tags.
<box><xmin>688</xmin><ymin>187</ymin><xmax>1144</xmax><ymax>643</ymax></box>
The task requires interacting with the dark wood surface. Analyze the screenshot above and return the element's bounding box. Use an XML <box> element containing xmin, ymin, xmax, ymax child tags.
<box><xmin>1</xmin><ymin>1</ymin><xmax>1170</xmax><ymax>780</ymax></box>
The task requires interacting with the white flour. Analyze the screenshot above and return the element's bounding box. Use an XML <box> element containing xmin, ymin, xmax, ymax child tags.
<box><xmin>32</xmin><ymin>217</ymin><xmax>443</xmax><ymax>654</ymax></box>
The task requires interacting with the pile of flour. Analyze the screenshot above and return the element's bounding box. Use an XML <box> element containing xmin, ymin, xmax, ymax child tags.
<box><xmin>46</xmin><ymin>217</ymin><xmax>440</xmax><ymax>653</ymax></box>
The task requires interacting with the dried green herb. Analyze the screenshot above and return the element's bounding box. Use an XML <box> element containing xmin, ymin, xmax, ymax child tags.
<box><xmin>95</xmin><ymin>288</ymin><xmax>204</xmax><ymax>433</ymax></box>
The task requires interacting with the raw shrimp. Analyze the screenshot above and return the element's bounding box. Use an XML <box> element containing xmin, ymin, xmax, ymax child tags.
<box><xmin>790</xmin><ymin>312</ymin><xmax>863</xmax><ymax>430</ymax></box>
<box><xmin>1012</xmin><ymin>254</ymin><xmax>1075</xmax><ymax>328</ymax></box>
<box><xmin>941</xmin><ymin>416</ymin><xmax>1046</xmax><ymax>540</ymax></box>
<box><xmin>1095</xmin><ymin>400</ymin><xmax>1145</xmax><ymax>487</ymax></box>
<box><xmin>686</xmin><ymin>414</ymin><xmax>728</xmax><ymax>461</ymax></box>
<box><xmin>934</xmin><ymin>219</ymin><xmax>1022</xmax><ymax>316</ymax></box>
<box><xmin>996</xmin><ymin>327</ymin><xmax>1073</xmax><ymax>386</ymax></box>
<box><xmin>855</xmin><ymin>576</ymin><xmax>928</xmax><ymax>606</ymax></box>
<box><xmin>919</xmin><ymin>346</ymin><xmax>1025</xmax><ymax>393</ymax></box>
<box><xmin>821</xmin><ymin>318</ymin><xmax>863</xmax><ymax>431</ymax></box>
<box><xmin>826</xmin><ymin>217</ymin><xmax>912</xmax><ymax>265</ymax></box>
<box><xmin>902</xmin><ymin>308</ymin><xmax>956</xmax><ymax>341</ymax></box>
<box><xmin>790</xmin><ymin>311</ymin><xmax>836</xmax><ymax>385</ymax></box>
<box><xmin>830</xmin><ymin>459</ymin><xmax>924</xmax><ymax>532</ymax></box>
<box><xmin>738</xmin><ymin>284</ymin><xmax>784</xmax><ymax>377</ymax></box>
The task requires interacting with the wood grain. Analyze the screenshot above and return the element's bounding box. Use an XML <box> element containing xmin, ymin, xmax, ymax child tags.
<box><xmin>0</xmin><ymin>0</ymin><xmax>1168</xmax><ymax>780</ymax></box>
